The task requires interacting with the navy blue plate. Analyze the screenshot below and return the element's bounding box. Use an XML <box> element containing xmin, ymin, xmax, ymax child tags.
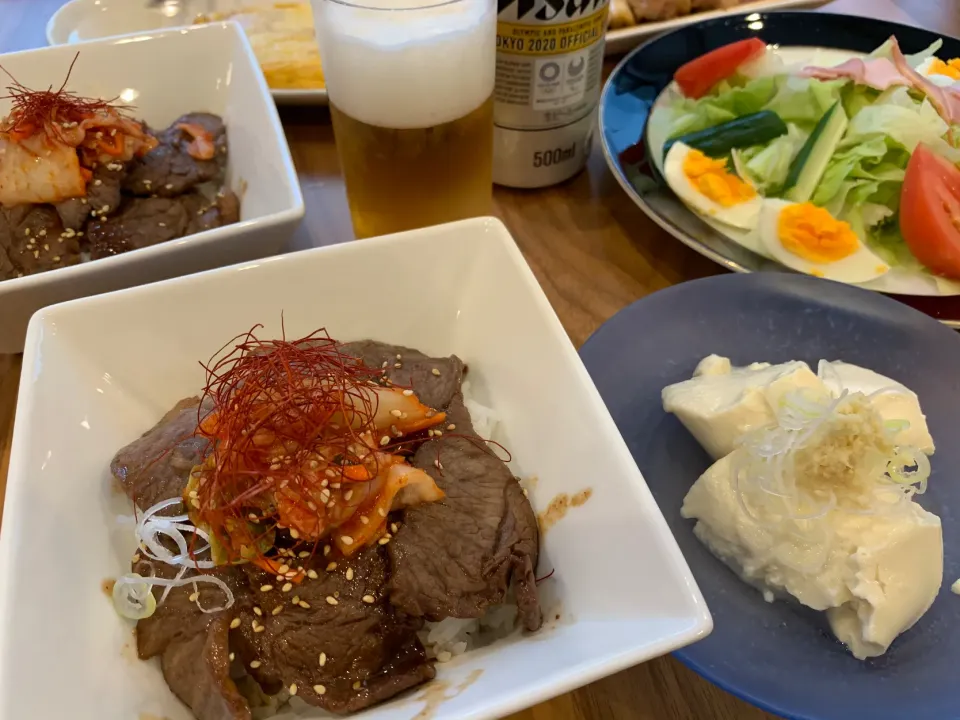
<box><xmin>599</xmin><ymin>11</ymin><xmax>960</xmax><ymax>326</ymax></box>
<box><xmin>580</xmin><ymin>273</ymin><xmax>960</xmax><ymax>720</ymax></box>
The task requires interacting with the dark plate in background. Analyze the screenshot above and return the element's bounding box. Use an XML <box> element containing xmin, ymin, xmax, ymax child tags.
<box><xmin>598</xmin><ymin>11</ymin><xmax>960</xmax><ymax>326</ymax></box>
<box><xmin>580</xmin><ymin>273</ymin><xmax>960</xmax><ymax>720</ymax></box>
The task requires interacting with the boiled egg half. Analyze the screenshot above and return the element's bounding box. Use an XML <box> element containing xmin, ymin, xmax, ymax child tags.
<box><xmin>759</xmin><ymin>199</ymin><xmax>890</xmax><ymax>283</ymax></box>
<box><xmin>664</xmin><ymin>142</ymin><xmax>762</xmax><ymax>229</ymax></box>
<box><xmin>915</xmin><ymin>56</ymin><xmax>960</xmax><ymax>87</ymax></box>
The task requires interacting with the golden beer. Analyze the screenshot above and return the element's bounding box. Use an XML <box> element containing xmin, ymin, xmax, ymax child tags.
<box><xmin>313</xmin><ymin>0</ymin><xmax>497</xmax><ymax>239</ymax></box>
<box><xmin>330</xmin><ymin>97</ymin><xmax>493</xmax><ymax>239</ymax></box>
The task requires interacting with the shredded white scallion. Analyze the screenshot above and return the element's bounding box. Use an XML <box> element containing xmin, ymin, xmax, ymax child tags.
<box><xmin>730</xmin><ymin>378</ymin><xmax>931</xmax><ymax>576</ymax></box>
<box><xmin>112</xmin><ymin>498</ymin><xmax>234</xmax><ymax>620</ymax></box>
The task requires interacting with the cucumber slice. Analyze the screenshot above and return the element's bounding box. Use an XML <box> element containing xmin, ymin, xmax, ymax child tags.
<box><xmin>783</xmin><ymin>102</ymin><xmax>849</xmax><ymax>203</ymax></box>
<box><xmin>663</xmin><ymin>111</ymin><xmax>788</xmax><ymax>160</ymax></box>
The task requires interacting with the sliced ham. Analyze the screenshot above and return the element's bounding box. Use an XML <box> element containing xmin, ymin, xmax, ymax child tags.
<box><xmin>888</xmin><ymin>37</ymin><xmax>960</xmax><ymax>131</ymax></box>
<box><xmin>800</xmin><ymin>57</ymin><xmax>908</xmax><ymax>91</ymax></box>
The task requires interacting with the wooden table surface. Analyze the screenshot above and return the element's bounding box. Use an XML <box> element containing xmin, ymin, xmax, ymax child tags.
<box><xmin>0</xmin><ymin>0</ymin><xmax>954</xmax><ymax>718</ymax></box>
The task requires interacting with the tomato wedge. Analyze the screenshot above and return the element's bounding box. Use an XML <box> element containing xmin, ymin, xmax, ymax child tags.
<box><xmin>674</xmin><ymin>38</ymin><xmax>768</xmax><ymax>99</ymax></box>
<box><xmin>900</xmin><ymin>144</ymin><xmax>960</xmax><ymax>279</ymax></box>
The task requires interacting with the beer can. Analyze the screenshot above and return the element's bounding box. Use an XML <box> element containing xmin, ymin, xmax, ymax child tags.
<box><xmin>493</xmin><ymin>0</ymin><xmax>610</xmax><ymax>189</ymax></box>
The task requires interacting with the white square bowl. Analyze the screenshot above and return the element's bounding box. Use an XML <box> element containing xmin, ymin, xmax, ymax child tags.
<box><xmin>0</xmin><ymin>217</ymin><xmax>710</xmax><ymax>720</ymax></box>
<box><xmin>0</xmin><ymin>22</ymin><xmax>305</xmax><ymax>353</ymax></box>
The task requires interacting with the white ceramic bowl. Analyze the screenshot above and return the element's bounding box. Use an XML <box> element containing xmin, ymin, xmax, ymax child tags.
<box><xmin>0</xmin><ymin>23</ymin><xmax>305</xmax><ymax>353</ymax></box>
<box><xmin>0</xmin><ymin>217</ymin><xmax>710</xmax><ymax>720</ymax></box>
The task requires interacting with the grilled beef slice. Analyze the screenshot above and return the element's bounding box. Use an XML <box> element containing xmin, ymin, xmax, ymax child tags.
<box><xmin>0</xmin><ymin>204</ymin><xmax>81</xmax><ymax>276</ymax></box>
<box><xmin>340</xmin><ymin>340</ymin><xmax>542</xmax><ymax>631</ymax></box>
<box><xmin>124</xmin><ymin>113</ymin><xmax>226</xmax><ymax>197</ymax></box>
<box><xmin>111</xmin><ymin>396</ymin><xmax>212</xmax><ymax>513</ymax></box>
<box><xmin>135</xmin><ymin>562</ymin><xmax>252</xmax><ymax>720</ymax></box>
<box><xmin>389</xmin><ymin>396</ymin><xmax>542</xmax><ymax>631</ymax></box>
<box><xmin>231</xmin><ymin>549</ymin><xmax>434</xmax><ymax>715</ymax></box>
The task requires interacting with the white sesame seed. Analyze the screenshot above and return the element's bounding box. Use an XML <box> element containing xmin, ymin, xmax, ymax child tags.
<box><xmin>378</xmin><ymin>508</ymin><xmax>387</xmax><ymax>517</ymax></box>
<box><xmin>326</xmin><ymin>596</ymin><xmax>339</xmax><ymax>605</ymax></box>
<box><xmin>378</xmin><ymin>536</ymin><xmax>391</xmax><ymax>546</ymax></box>
<box><xmin>341</xmin><ymin>535</ymin><xmax>354</xmax><ymax>546</ymax></box>
<box><xmin>38</xmin><ymin>229</ymin><xmax>46</xmax><ymax>237</ymax></box>
<box><xmin>345</xmin><ymin>568</ymin><xmax>354</xmax><ymax>581</ymax></box>
<box><xmin>324</xmin><ymin>545</ymin><xmax>331</xmax><ymax>556</ymax></box>
<box><xmin>260</xmin><ymin>585</ymin><xmax>273</xmax><ymax>592</ymax></box>
<box><xmin>447</xmin><ymin>424</ymin><xmax>456</xmax><ymax>430</ymax></box>
<box><xmin>189</xmin><ymin>591</ymin><xmax>200</xmax><ymax>603</ymax></box>
<box><xmin>254</xmin><ymin>625</ymin><xmax>265</xmax><ymax>633</ymax></box>
<box><xmin>379</xmin><ymin>435</ymin><xmax>390</xmax><ymax>446</ymax></box>
<box><xmin>253</xmin><ymin>606</ymin><xmax>263</xmax><ymax>616</ymax></box>
<box><xmin>290</xmin><ymin>528</ymin><xmax>300</xmax><ymax>539</ymax></box>
<box><xmin>307</xmin><ymin>570</ymin><xmax>319</xmax><ymax>579</ymax></box>
<box><xmin>394</xmin><ymin>362</ymin><xmax>402</xmax><ymax>369</ymax></box>
<box><xmin>331</xmin><ymin>483</ymin><xmax>341</xmax><ymax>489</ymax></box>
<box><xmin>158</xmin><ymin>222</ymin><xmax>166</xmax><ymax>228</ymax></box>
<box><xmin>326</xmin><ymin>562</ymin><xmax>337</xmax><ymax>571</ymax></box>
<box><xmin>344</xmin><ymin>490</ymin><xmax>354</xmax><ymax>501</ymax></box>
<box><xmin>402</xmin><ymin>389</ymin><xmax>414</xmax><ymax>397</ymax></box>
<box><xmin>289</xmin><ymin>684</ymin><xmax>298</xmax><ymax>696</ymax></box>
<box><xmin>360</xmin><ymin>515</ymin><xmax>369</xmax><ymax>525</ymax></box>
<box><xmin>319</xmin><ymin>652</ymin><xmax>327</xmax><ymax>667</ymax></box>
<box><xmin>100</xmin><ymin>205</ymin><xmax>109</xmax><ymax>213</ymax></box>
<box><xmin>299</xmin><ymin>551</ymin><xmax>310</xmax><ymax>558</ymax></box>
<box><xmin>23</xmin><ymin>228</ymin><xmax>29</xmax><ymax>236</ymax></box>
<box><xmin>191</xmin><ymin>498</ymin><xmax>201</xmax><ymax>508</ymax></box>
<box><xmin>132</xmin><ymin>553</ymin><xmax>141</xmax><ymax>563</ymax></box>
<box><xmin>362</xmin><ymin>595</ymin><xmax>375</xmax><ymax>604</ymax></box>
<box><xmin>391</xmin><ymin>523</ymin><xmax>399</xmax><ymax>533</ymax></box>
<box><xmin>272</xmin><ymin>605</ymin><xmax>283</xmax><ymax>615</ymax></box>
<box><xmin>299</xmin><ymin>600</ymin><xmax>311</xmax><ymax>609</ymax></box>
<box><xmin>319</xmin><ymin>489</ymin><xmax>331</xmax><ymax>504</ymax></box>
<box><xmin>292</xmin><ymin>595</ymin><xmax>300</xmax><ymax>605</ymax></box>
<box><xmin>164</xmin><ymin>183</ymin><xmax>174</xmax><ymax>190</ymax></box>
<box><xmin>230</xmin><ymin>617</ymin><xmax>241</xmax><ymax>629</ymax></box>
<box><xmin>229</xmin><ymin>652</ymin><xmax>235</xmax><ymax>661</ymax></box>
<box><xmin>282</xmin><ymin>582</ymin><xmax>293</xmax><ymax>592</ymax></box>
<box><xmin>390</xmin><ymin>409</ymin><xmax>403</xmax><ymax>418</ymax></box>
<box><xmin>250</xmin><ymin>660</ymin><xmax>261</xmax><ymax>669</ymax></box>
<box><xmin>278</xmin><ymin>564</ymin><xmax>290</xmax><ymax>574</ymax></box>
<box><xmin>353</xmin><ymin>681</ymin><xmax>362</xmax><ymax>690</ymax></box>
<box><xmin>431</xmin><ymin>368</ymin><xmax>441</xmax><ymax>376</ymax></box>
<box><xmin>94</xmin><ymin>179</ymin><xmax>102</xmax><ymax>186</ymax></box>
<box><xmin>248</xmin><ymin>513</ymin><xmax>258</xmax><ymax>522</ymax></box>
<box><xmin>434</xmin><ymin>459</ymin><xmax>443</xmax><ymax>470</ymax></box>
<box><xmin>437</xmin><ymin>651</ymin><xmax>452</xmax><ymax>663</ymax></box>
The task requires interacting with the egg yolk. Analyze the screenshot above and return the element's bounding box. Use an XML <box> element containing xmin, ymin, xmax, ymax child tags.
<box><xmin>682</xmin><ymin>149</ymin><xmax>756</xmax><ymax>207</ymax></box>
<box><xmin>778</xmin><ymin>203</ymin><xmax>860</xmax><ymax>263</ymax></box>
<box><xmin>928</xmin><ymin>57</ymin><xmax>960</xmax><ymax>80</ymax></box>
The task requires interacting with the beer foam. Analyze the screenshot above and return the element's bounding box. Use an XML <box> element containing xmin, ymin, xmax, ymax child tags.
<box><xmin>314</xmin><ymin>0</ymin><xmax>496</xmax><ymax>129</ymax></box>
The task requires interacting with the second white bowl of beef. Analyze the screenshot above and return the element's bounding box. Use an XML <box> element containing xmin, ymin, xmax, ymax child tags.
<box><xmin>0</xmin><ymin>22</ymin><xmax>304</xmax><ymax>353</ymax></box>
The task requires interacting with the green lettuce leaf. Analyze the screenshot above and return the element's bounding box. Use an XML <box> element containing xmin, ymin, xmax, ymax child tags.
<box><xmin>869</xmin><ymin>37</ymin><xmax>943</xmax><ymax>67</ymax></box>
<box><xmin>734</xmin><ymin>123</ymin><xmax>809</xmax><ymax>193</ymax></box>
<box><xmin>667</xmin><ymin>76</ymin><xmax>778</xmax><ymax>137</ymax></box>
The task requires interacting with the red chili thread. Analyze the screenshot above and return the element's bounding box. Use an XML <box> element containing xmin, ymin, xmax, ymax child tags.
<box><xmin>0</xmin><ymin>52</ymin><xmax>129</xmax><ymax>142</ymax></box>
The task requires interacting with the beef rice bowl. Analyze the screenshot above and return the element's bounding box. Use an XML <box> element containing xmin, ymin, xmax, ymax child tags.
<box><xmin>0</xmin><ymin>55</ymin><xmax>239</xmax><ymax>279</ymax></box>
<box><xmin>110</xmin><ymin>326</ymin><xmax>542</xmax><ymax>719</ymax></box>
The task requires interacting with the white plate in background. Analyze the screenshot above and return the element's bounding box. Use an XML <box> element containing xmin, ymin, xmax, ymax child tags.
<box><xmin>46</xmin><ymin>0</ymin><xmax>328</xmax><ymax>105</ymax></box>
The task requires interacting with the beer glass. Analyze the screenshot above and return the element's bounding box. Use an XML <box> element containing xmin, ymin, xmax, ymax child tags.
<box><xmin>313</xmin><ymin>0</ymin><xmax>497</xmax><ymax>239</ymax></box>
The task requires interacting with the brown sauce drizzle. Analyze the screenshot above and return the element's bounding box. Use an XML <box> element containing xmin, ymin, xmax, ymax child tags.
<box><xmin>537</xmin><ymin>488</ymin><xmax>593</xmax><ymax>534</ymax></box>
